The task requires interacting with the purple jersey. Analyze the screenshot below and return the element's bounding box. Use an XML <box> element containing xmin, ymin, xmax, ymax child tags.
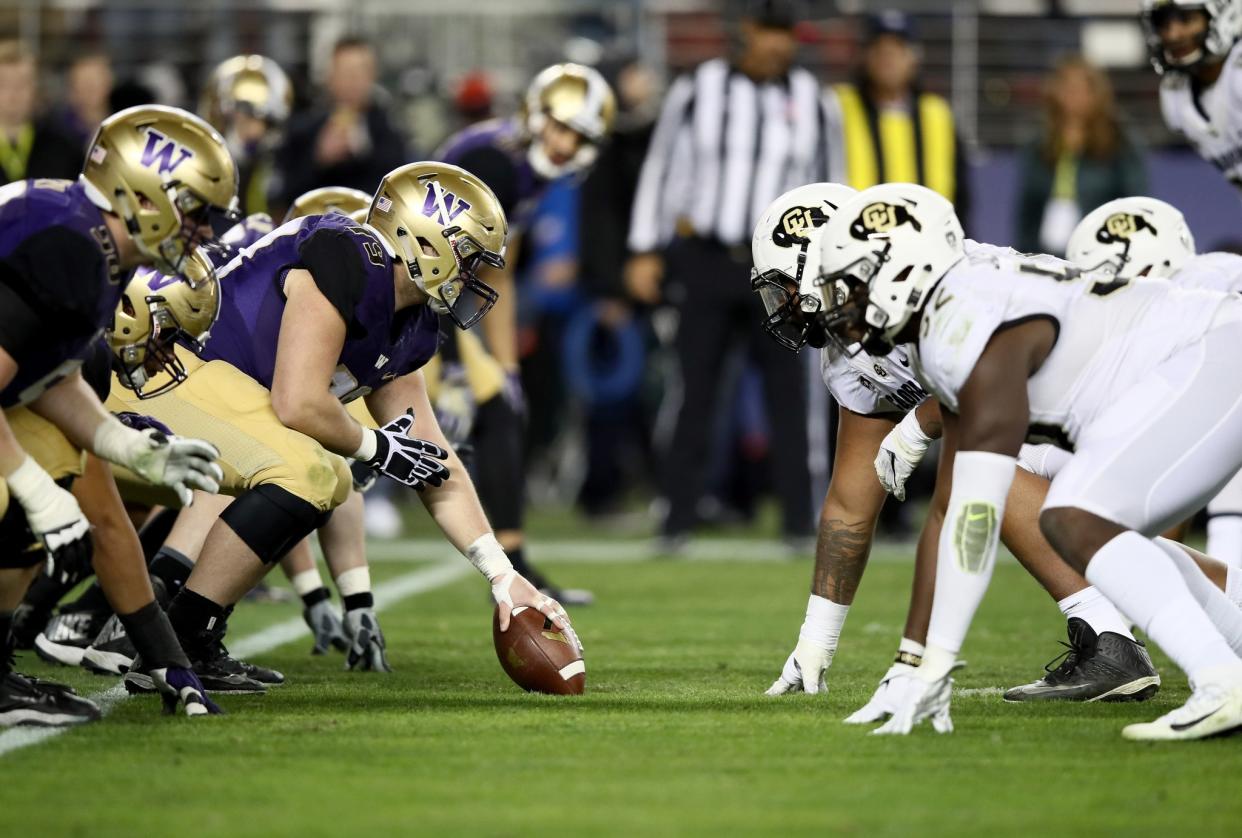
<box><xmin>0</xmin><ymin>178</ymin><xmax>126</xmax><ymax>407</ymax></box>
<box><xmin>437</xmin><ymin>118</ymin><xmax>547</xmax><ymax>231</ymax></box>
<box><xmin>199</xmin><ymin>212</ymin><xmax>440</xmax><ymax>402</ymax></box>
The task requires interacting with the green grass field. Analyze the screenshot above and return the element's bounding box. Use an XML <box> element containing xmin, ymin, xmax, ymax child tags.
<box><xmin>2</xmin><ymin>518</ymin><xmax>1240</xmax><ymax>836</ymax></box>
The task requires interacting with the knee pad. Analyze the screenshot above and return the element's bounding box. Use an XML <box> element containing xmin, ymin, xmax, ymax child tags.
<box><xmin>219</xmin><ymin>484</ymin><xmax>331</xmax><ymax>565</ymax></box>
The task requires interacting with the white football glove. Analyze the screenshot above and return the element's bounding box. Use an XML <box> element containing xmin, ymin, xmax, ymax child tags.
<box><xmin>843</xmin><ymin>662</ymin><xmax>922</xmax><ymax>724</ymax></box>
<box><xmin>874</xmin><ymin>410</ymin><xmax>933</xmax><ymax>502</ymax></box>
<box><xmin>766</xmin><ymin>637</ymin><xmax>833</xmax><ymax>695</ymax></box>
<box><xmin>4</xmin><ymin>457</ymin><xmax>92</xmax><ymax>584</ymax></box>
<box><xmin>94</xmin><ymin>420</ymin><xmax>223</xmax><ymax>506</ymax></box>
<box><xmin>870</xmin><ymin>662</ymin><xmax>963</xmax><ymax>736</ymax></box>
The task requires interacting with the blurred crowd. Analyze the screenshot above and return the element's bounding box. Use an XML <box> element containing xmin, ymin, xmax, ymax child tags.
<box><xmin>0</xmin><ymin>1</ymin><xmax>1154</xmax><ymax>548</ymax></box>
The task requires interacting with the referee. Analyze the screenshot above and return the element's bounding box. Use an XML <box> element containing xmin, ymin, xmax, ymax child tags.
<box><xmin>625</xmin><ymin>0</ymin><xmax>843</xmax><ymax>551</ymax></box>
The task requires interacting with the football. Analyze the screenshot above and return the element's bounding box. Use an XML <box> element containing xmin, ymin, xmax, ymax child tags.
<box><xmin>492</xmin><ymin>605</ymin><xmax>586</xmax><ymax>695</ymax></box>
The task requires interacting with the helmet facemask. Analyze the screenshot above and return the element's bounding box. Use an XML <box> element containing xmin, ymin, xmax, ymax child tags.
<box><xmin>817</xmin><ymin>245</ymin><xmax>901</xmax><ymax>357</ymax></box>
<box><xmin>396</xmin><ymin>224</ymin><xmax>503</xmax><ymax>330</ymax></box>
<box><xmin>113</xmin><ymin>296</ymin><xmax>192</xmax><ymax>399</ymax></box>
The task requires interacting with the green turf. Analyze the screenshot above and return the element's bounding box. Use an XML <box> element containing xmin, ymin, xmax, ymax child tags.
<box><xmin>2</xmin><ymin>540</ymin><xmax>1239</xmax><ymax>836</ymax></box>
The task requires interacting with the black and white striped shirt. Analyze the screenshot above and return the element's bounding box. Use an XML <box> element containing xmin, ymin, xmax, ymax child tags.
<box><xmin>628</xmin><ymin>58</ymin><xmax>844</xmax><ymax>252</ymax></box>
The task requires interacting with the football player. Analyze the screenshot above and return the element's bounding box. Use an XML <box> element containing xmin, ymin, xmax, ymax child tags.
<box><xmin>435</xmin><ymin>63</ymin><xmax>614</xmax><ymax>605</ymax></box>
<box><xmin>1068</xmin><ymin>196</ymin><xmax>1242</xmax><ymax>573</ymax></box>
<box><xmin>813</xmin><ymin>182</ymin><xmax>1242</xmax><ymax>740</ymax></box>
<box><xmin>755</xmin><ymin>185</ymin><xmax>1157</xmax><ymax>704</ymax></box>
<box><xmin>1</xmin><ymin>105</ymin><xmax>238</xmax><ymax>725</ymax></box>
<box><xmin>199</xmin><ymin>54</ymin><xmax>293</xmax><ymax>217</ymax></box>
<box><xmin>109</xmin><ymin>161</ymin><xmax>574</xmax><ymax>696</ymax></box>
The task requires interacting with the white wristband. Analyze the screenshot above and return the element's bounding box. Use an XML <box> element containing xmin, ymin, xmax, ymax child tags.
<box><xmin>465</xmin><ymin>533</ymin><xmax>513</xmax><ymax>582</ymax></box>
<box><xmin>4</xmin><ymin>456</ymin><xmax>59</xmax><ymax>507</ymax></box>
<box><xmin>352</xmin><ymin>428</ymin><xmax>378</xmax><ymax>461</ymax></box>
<box><xmin>895</xmin><ymin>409</ymin><xmax>933</xmax><ymax>454</ymax></box>
<box><xmin>92</xmin><ymin>415</ymin><xmax>141</xmax><ymax>465</ymax></box>
<box><xmin>799</xmin><ymin>594</ymin><xmax>849</xmax><ymax>651</ymax></box>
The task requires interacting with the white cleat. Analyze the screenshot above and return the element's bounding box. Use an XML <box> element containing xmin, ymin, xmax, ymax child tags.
<box><xmin>1122</xmin><ymin>667</ymin><xmax>1242</xmax><ymax>742</ymax></box>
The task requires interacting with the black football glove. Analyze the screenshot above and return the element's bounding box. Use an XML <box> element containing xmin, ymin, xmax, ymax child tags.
<box><xmin>363</xmin><ymin>410</ymin><xmax>449</xmax><ymax>490</ymax></box>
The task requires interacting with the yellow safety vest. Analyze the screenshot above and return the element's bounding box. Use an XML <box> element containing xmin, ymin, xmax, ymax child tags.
<box><xmin>834</xmin><ymin>84</ymin><xmax>956</xmax><ymax>202</ymax></box>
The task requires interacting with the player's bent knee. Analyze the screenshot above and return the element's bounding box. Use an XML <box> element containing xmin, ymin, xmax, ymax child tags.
<box><xmin>1039</xmin><ymin>506</ymin><xmax>1126</xmax><ymax>573</ymax></box>
<box><xmin>219</xmin><ymin>484</ymin><xmax>332</xmax><ymax>565</ymax></box>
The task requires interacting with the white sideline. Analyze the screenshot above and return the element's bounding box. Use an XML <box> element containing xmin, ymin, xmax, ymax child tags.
<box><xmin>0</xmin><ymin>560</ymin><xmax>471</xmax><ymax>759</ymax></box>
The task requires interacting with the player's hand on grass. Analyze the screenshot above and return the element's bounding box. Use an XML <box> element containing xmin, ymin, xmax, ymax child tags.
<box><xmin>874</xmin><ymin>410</ymin><xmax>932</xmax><ymax>502</ymax></box>
<box><xmin>843</xmin><ymin>662</ymin><xmax>919</xmax><ymax>724</ymax></box>
<box><xmin>492</xmin><ymin>570</ymin><xmax>579</xmax><ymax>646</ymax></box>
<box><xmin>344</xmin><ymin>607</ymin><xmax>392</xmax><ymax>672</ymax></box>
<box><xmin>151</xmin><ymin>666</ymin><xmax>222</xmax><ymax>717</ymax></box>
<box><xmin>304</xmin><ymin>598</ymin><xmax>349</xmax><ymax>655</ymax></box>
<box><xmin>870</xmin><ymin>662</ymin><xmax>962</xmax><ymax>736</ymax></box>
<box><xmin>766</xmin><ymin>638</ymin><xmax>831</xmax><ymax>695</ymax></box>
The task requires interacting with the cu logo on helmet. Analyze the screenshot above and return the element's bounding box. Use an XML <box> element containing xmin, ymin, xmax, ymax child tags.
<box><xmin>1097</xmin><ymin>212</ymin><xmax>1155</xmax><ymax>244</ymax></box>
<box><xmin>421</xmin><ymin>180</ymin><xmax>472</xmax><ymax>226</ymax></box>
<box><xmin>849</xmin><ymin>202</ymin><xmax>922</xmax><ymax>240</ymax></box>
<box><xmin>139</xmin><ymin>129</ymin><xmax>195</xmax><ymax>175</ymax></box>
<box><xmin>772</xmin><ymin>205</ymin><xmax>827</xmax><ymax>248</ymax></box>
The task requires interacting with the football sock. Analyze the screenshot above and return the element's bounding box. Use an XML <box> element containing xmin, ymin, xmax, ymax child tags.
<box><xmin>1226</xmin><ymin>565</ymin><xmax>1242</xmax><ymax>610</ymax></box>
<box><xmin>1207</xmin><ymin>516</ymin><xmax>1242</xmax><ymax>569</ymax></box>
<box><xmin>167</xmin><ymin>588</ymin><xmax>228</xmax><ymax>644</ymax></box>
<box><xmin>336</xmin><ymin>567</ymin><xmax>372</xmax><ymax>612</ymax></box>
<box><xmin>0</xmin><ymin>610</ymin><xmax>12</xmax><ymax>673</ymax></box>
<box><xmin>149</xmin><ymin>547</ymin><xmax>194</xmax><ymax>597</ymax></box>
<box><xmin>1086</xmin><ymin>532</ymin><xmax>1239</xmax><ymax>682</ymax></box>
<box><xmin>1056</xmin><ymin>586</ymin><xmax>1134</xmax><ymax>640</ymax></box>
<box><xmin>292</xmin><ymin>569</ymin><xmax>330</xmax><ymax>608</ymax></box>
<box><xmin>1156</xmin><ymin>538</ymin><xmax>1242</xmax><ymax>656</ymax></box>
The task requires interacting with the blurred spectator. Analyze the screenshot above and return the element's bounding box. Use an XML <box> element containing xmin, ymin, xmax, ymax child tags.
<box><xmin>453</xmin><ymin>71</ymin><xmax>494</xmax><ymax>127</ymax></box>
<box><xmin>1014</xmin><ymin>55</ymin><xmax>1147</xmax><ymax>256</ymax></box>
<box><xmin>625</xmin><ymin>0</ymin><xmax>843</xmax><ymax>551</ymax></box>
<box><xmin>274</xmin><ymin>37</ymin><xmax>408</xmax><ymax>207</ymax></box>
<box><xmin>200</xmin><ymin>55</ymin><xmax>294</xmax><ymax>217</ymax></box>
<box><xmin>0</xmin><ymin>41</ymin><xmax>82</xmax><ymax>182</ymax></box>
<box><xmin>53</xmin><ymin>51</ymin><xmax>113</xmax><ymax>149</ymax></box>
<box><xmin>834</xmin><ymin>11</ymin><xmax>971</xmax><ymax>226</ymax></box>
<box><xmin>575</xmin><ymin>58</ymin><xmax>660</xmax><ymax>516</ymax></box>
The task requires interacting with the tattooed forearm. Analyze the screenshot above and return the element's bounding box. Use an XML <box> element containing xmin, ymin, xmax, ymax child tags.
<box><xmin>810</xmin><ymin>517</ymin><xmax>874</xmax><ymax>603</ymax></box>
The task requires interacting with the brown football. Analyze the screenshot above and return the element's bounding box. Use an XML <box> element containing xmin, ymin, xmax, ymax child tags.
<box><xmin>492</xmin><ymin>605</ymin><xmax>585</xmax><ymax>695</ymax></box>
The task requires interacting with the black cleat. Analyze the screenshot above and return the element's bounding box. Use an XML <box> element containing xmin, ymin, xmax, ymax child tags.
<box><xmin>1004</xmin><ymin>617</ymin><xmax>1160</xmax><ymax>703</ymax></box>
<box><xmin>125</xmin><ymin>649</ymin><xmax>266</xmax><ymax>696</ymax></box>
<box><xmin>0</xmin><ymin>669</ymin><xmax>101</xmax><ymax>727</ymax></box>
<box><xmin>81</xmin><ymin>615</ymin><xmax>137</xmax><ymax>676</ymax></box>
<box><xmin>34</xmin><ymin>609</ymin><xmax>109</xmax><ymax>668</ymax></box>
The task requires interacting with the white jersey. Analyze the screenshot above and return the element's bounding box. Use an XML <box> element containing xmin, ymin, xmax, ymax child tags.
<box><xmin>1161</xmin><ymin>40</ymin><xmax>1242</xmax><ymax>191</ymax></box>
<box><xmin>914</xmin><ymin>247</ymin><xmax>1232</xmax><ymax>448</ymax></box>
<box><xmin>1173</xmin><ymin>250</ymin><xmax>1242</xmax><ymax>294</ymax></box>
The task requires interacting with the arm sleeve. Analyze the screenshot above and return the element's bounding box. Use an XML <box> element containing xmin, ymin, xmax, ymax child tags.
<box><xmin>296</xmin><ymin>229</ymin><xmax>370</xmax><ymax>327</ymax></box>
<box><xmin>453</xmin><ymin>146</ymin><xmax>521</xmax><ymax>220</ymax></box>
<box><xmin>627</xmin><ymin>74</ymin><xmax>697</xmax><ymax>253</ymax></box>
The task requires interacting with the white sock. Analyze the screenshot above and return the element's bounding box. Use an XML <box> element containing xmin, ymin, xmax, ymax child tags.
<box><xmin>291</xmin><ymin>568</ymin><xmax>326</xmax><ymax>598</ymax></box>
<box><xmin>1207</xmin><ymin>517</ymin><xmax>1242</xmax><ymax>569</ymax></box>
<box><xmin>1056</xmin><ymin>586</ymin><xmax>1134</xmax><ymax>640</ymax></box>
<box><xmin>1086</xmin><ymin>532</ymin><xmax>1239</xmax><ymax>682</ymax></box>
<box><xmin>799</xmin><ymin>594</ymin><xmax>849</xmax><ymax>654</ymax></box>
<box><xmin>1155</xmin><ymin>538</ymin><xmax>1242</xmax><ymax>657</ymax></box>
<box><xmin>1226</xmin><ymin>565</ymin><xmax>1242</xmax><ymax>610</ymax></box>
<box><xmin>335</xmin><ymin>566</ymin><xmax>372</xmax><ymax>598</ymax></box>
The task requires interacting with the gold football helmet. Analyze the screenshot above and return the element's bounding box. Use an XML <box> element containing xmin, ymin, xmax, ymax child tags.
<box><xmin>522</xmin><ymin>63</ymin><xmax>615</xmax><ymax>179</ymax></box>
<box><xmin>109</xmin><ymin>249</ymin><xmax>221</xmax><ymax>399</ymax></box>
<box><xmin>284</xmin><ymin>186</ymin><xmax>372</xmax><ymax>222</ymax></box>
<box><xmin>366</xmin><ymin>162</ymin><xmax>507</xmax><ymax>330</ymax></box>
<box><xmin>199</xmin><ymin>54</ymin><xmax>294</xmax><ymax>130</ymax></box>
<box><xmin>83</xmin><ymin>105</ymin><xmax>240</xmax><ymax>277</ymax></box>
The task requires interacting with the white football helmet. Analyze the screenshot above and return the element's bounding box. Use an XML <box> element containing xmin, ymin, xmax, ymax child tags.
<box><xmin>1067</xmin><ymin>197</ymin><xmax>1195</xmax><ymax>281</ymax></box>
<box><xmin>750</xmin><ymin>182</ymin><xmax>858</xmax><ymax>351</ymax></box>
<box><xmin>817</xmin><ymin>183</ymin><xmax>965</xmax><ymax>354</ymax></box>
<box><xmin>1141</xmin><ymin>0</ymin><xmax>1242</xmax><ymax>74</ymax></box>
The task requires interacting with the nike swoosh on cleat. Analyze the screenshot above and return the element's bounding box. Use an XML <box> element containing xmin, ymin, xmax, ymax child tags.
<box><xmin>1170</xmin><ymin>705</ymin><xmax>1224</xmax><ymax>731</ymax></box>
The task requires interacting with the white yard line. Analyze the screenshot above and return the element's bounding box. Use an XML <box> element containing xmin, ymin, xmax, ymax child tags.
<box><xmin>956</xmin><ymin>687</ymin><xmax>1006</xmax><ymax>698</ymax></box>
<box><xmin>0</xmin><ymin>560</ymin><xmax>471</xmax><ymax>759</ymax></box>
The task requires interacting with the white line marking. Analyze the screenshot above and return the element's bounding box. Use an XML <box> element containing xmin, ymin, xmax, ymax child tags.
<box><xmin>0</xmin><ymin>560</ymin><xmax>471</xmax><ymax>759</ymax></box>
<box><xmin>955</xmin><ymin>687</ymin><xmax>1005</xmax><ymax>697</ymax></box>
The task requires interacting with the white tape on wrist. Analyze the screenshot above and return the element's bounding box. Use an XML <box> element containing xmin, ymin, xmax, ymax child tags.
<box><xmin>465</xmin><ymin>533</ymin><xmax>513</xmax><ymax>582</ymax></box>
<box><xmin>352</xmin><ymin>428</ymin><xmax>378</xmax><ymax>461</ymax></box>
<box><xmin>895</xmin><ymin>409</ymin><xmax>933</xmax><ymax>454</ymax></box>
<box><xmin>3</xmin><ymin>456</ymin><xmax>58</xmax><ymax>506</ymax></box>
<box><xmin>92</xmin><ymin>415</ymin><xmax>141</xmax><ymax>465</ymax></box>
<box><xmin>799</xmin><ymin>594</ymin><xmax>849</xmax><ymax>651</ymax></box>
<box><xmin>335</xmin><ymin>566</ymin><xmax>371</xmax><ymax>597</ymax></box>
